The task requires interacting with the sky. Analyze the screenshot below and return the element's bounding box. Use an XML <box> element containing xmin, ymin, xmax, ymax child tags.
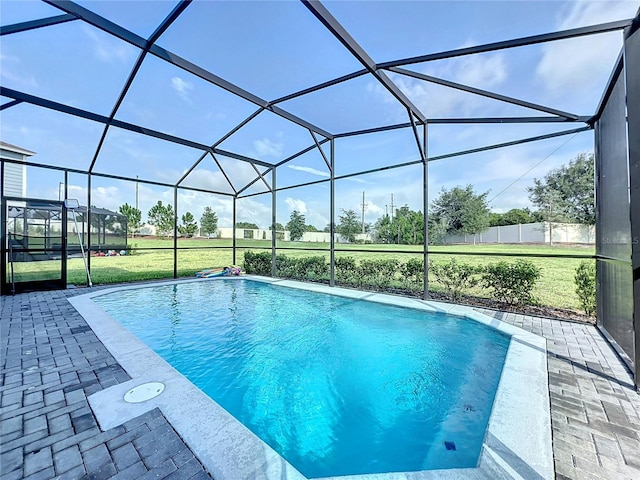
<box><xmin>1</xmin><ymin>0</ymin><xmax>639</xmax><ymax>230</ymax></box>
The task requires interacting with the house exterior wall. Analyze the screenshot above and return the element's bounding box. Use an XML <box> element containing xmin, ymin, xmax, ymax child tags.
<box><xmin>1</xmin><ymin>146</ymin><xmax>29</xmax><ymax>198</ymax></box>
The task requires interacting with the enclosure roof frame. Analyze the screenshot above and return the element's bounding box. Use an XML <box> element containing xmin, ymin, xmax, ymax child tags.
<box><xmin>0</xmin><ymin>0</ymin><xmax>634</xmax><ymax>196</ymax></box>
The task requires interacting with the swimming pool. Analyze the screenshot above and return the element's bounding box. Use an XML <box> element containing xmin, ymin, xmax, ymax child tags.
<box><xmin>93</xmin><ymin>279</ymin><xmax>509</xmax><ymax>477</ymax></box>
<box><xmin>71</xmin><ymin>277</ymin><xmax>554</xmax><ymax>480</ymax></box>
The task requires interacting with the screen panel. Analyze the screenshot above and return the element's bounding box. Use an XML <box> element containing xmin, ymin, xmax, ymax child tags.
<box><xmin>595</xmin><ymin>70</ymin><xmax>634</xmax><ymax>366</ymax></box>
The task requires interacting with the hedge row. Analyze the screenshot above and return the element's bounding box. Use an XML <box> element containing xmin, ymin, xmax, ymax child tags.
<box><xmin>243</xmin><ymin>251</ymin><xmax>546</xmax><ymax>307</ymax></box>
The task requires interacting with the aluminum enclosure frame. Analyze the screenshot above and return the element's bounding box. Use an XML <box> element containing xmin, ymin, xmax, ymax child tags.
<box><xmin>1</xmin><ymin>0</ymin><xmax>639</xmax><ymax>390</ymax></box>
<box><xmin>625</xmin><ymin>16</ymin><xmax>640</xmax><ymax>390</ymax></box>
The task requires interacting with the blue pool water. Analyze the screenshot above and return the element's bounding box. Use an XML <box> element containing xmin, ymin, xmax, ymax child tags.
<box><xmin>95</xmin><ymin>279</ymin><xmax>510</xmax><ymax>478</ymax></box>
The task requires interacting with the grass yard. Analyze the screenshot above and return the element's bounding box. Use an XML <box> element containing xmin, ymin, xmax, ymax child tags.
<box><xmin>8</xmin><ymin>238</ymin><xmax>594</xmax><ymax>313</ymax></box>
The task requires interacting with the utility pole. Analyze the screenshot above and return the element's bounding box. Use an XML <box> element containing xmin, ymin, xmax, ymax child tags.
<box><xmin>135</xmin><ymin>175</ymin><xmax>139</xmax><ymax>211</ymax></box>
<box><xmin>360</xmin><ymin>191</ymin><xmax>367</xmax><ymax>234</ymax></box>
<box><xmin>390</xmin><ymin>193</ymin><xmax>395</xmax><ymax>219</ymax></box>
<box><xmin>548</xmin><ymin>203</ymin><xmax>553</xmax><ymax>246</ymax></box>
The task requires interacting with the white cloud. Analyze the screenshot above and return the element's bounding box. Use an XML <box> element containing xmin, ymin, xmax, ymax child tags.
<box><xmin>287</xmin><ymin>165</ymin><xmax>329</xmax><ymax>177</ymax></box>
<box><xmin>285</xmin><ymin>197</ymin><xmax>307</xmax><ymax>214</ymax></box>
<box><xmin>177</xmin><ymin>191</ymin><xmax>234</xmax><ymax>226</ymax></box>
<box><xmin>237</xmin><ymin>198</ymin><xmax>272</xmax><ymax>227</ymax></box>
<box><xmin>62</xmin><ymin>184</ymin><xmax>127</xmax><ymax>215</ymax></box>
<box><xmin>180</xmin><ymin>168</ymin><xmax>234</xmax><ymax>193</ymax></box>
<box><xmin>556</xmin><ymin>0</ymin><xmax>638</xmax><ymax>29</ymax></box>
<box><xmin>83</xmin><ymin>26</ymin><xmax>132</xmax><ymax>63</ymax></box>
<box><xmin>440</xmin><ymin>53</ymin><xmax>507</xmax><ymax>89</ymax></box>
<box><xmin>306</xmin><ymin>213</ymin><xmax>330</xmax><ymax>230</ymax></box>
<box><xmin>0</xmin><ymin>54</ymin><xmax>39</xmax><ymax>89</ymax></box>
<box><xmin>535</xmin><ymin>0</ymin><xmax>638</xmax><ymax>108</ymax></box>
<box><xmin>373</xmin><ymin>52</ymin><xmax>509</xmax><ymax>118</ymax></box>
<box><xmin>365</xmin><ymin>201</ymin><xmax>384</xmax><ymax>217</ymax></box>
<box><xmin>253</xmin><ymin>138</ymin><xmax>284</xmax><ymax>158</ymax></box>
<box><xmin>214</xmin><ymin>157</ymin><xmax>272</xmax><ymax>192</ymax></box>
<box><xmin>344</xmin><ymin>177</ymin><xmax>371</xmax><ymax>184</ymax></box>
<box><xmin>171</xmin><ymin>77</ymin><xmax>194</xmax><ymax>102</ymax></box>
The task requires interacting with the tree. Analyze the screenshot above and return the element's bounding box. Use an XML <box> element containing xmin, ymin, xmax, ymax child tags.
<box><xmin>305</xmin><ymin>224</ymin><xmax>319</xmax><ymax>232</ymax></box>
<box><xmin>286</xmin><ymin>210</ymin><xmax>306</xmax><ymax>241</ymax></box>
<box><xmin>430</xmin><ymin>185</ymin><xmax>491</xmax><ymax>236</ymax></box>
<box><xmin>394</xmin><ymin>206</ymin><xmax>424</xmax><ymax>244</ymax></box>
<box><xmin>119</xmin><ymin>203</ymin><xmax>142</xmax><ymax>237</ymax></box>
<box><xmin>336</xmin><ymin>209</ymin><xmax>361</xmax><ymax>243</ymax></box>
<box><xmin>236</xmin><ymin>221</ymin><xmax>259</xmax><ymax>229</ymax></box>
<box><xmin>148</xmin><ymin>201</ymin><xmax>175</xmax><ymax>238</ymax></box>
<box><xmin>528</xmin><ymin>152</ymin><xmax>595</xmax><ymax>224</ymax></box>
<box><xmin>373</xmin><ymin>207</ymin><xmax>424</xmax><ymax>245</ymax></box>
<box><xmin>274</xmin><ymin>222</ymin><xmax>285</xmax><ymax>231</ymax></box>
<box><xmin>488</xmin><ymin>212</ymin><xmax>503</xmax><ymax>227</ymax></box>
<box><xmin>428</xmin><ymin>217</ymin><xmax>449</xmax><ymax>245</ymax></box>
<box><xmin>489</xmin><ymin>208</ymin><xmax>536</xmax><ymax>227</ymax></box>
<box><xmin>178</xmin><ymin>212</ymin><xmax>198</xmax><ymax>238</ymax></box>
<box><xmin>200</xmin><ymin>207</ymin><xmax>218</xmax><ymax>237</ymax></box>
<box><xmin>373</xmin><ymin>214</ymin><xmax>394</xmax><ymax>243</ymax></box>
<box><xmin>502</xmin><ymin>208</ymin><xmax>535</xmax><ymax>226</ymax></box>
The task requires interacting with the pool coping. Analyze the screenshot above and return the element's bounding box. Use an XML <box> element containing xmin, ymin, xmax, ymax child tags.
<box><xmin>68</xmin><ymin>276</ymin><xmax>553</xmax><ymax>480</ymax></box>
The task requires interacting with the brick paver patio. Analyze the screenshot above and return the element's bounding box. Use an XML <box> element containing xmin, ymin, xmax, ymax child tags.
<box><xmin>0</xmin><ymin>289</ymin><xmax>212</xmax><ymax>480</ymax></box>
<box><xmin>477</xmin><ymin>309</ymin><xmax>640</xmax><ymax>480</ymax></box>
<box><xmin>1</xmin><ymin>286</ymin><xmax>639</xmax><ymax>480</ymax></box>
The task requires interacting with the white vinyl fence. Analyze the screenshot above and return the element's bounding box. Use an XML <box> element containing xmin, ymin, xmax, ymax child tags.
<box><xmin>443</xmin><ymin>222</ymin><xmax>595</xmax><ymax>245</ymax></box>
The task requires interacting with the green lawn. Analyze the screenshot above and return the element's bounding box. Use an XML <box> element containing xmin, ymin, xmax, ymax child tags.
<box><xmin>9</xmin><ymin>238</ymin><xmax>594</xmax><ymax>313</ymax></box>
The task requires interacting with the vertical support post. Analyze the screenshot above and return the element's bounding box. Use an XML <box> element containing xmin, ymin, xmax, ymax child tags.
<box><xmin>624</xmin><ymin>19</ymin><xmax>640</xmax><ymax>390</ymax></box>
<box><xmin>61</xmin><ymin>171</ymin><xmax>69</xmax><ymax>287</ymax></box>
<box><xmin>422</xmin><ymin>123</ymin><xmax>429</xmax><ymax>300</ymax></box>
<box><xmin>0</xmin><ymin>160</ymin><xmax>5</xmax><ymax>295</ymax></box>
<box><xmin>271</xmin><ymin>168</ymin><xmax>277</xmax><ymax>278</ymax></box>
<box><xmin>330</xmin><ymin>139</ymin><xmax>335</xmax><ymax>287</ymax></box>
<box><xmin>173</xmin><ymin>186</ymin><xmax>178</xmax><ymax>279</ymax></box>
<box><xmin>232</xmin><ymin>196</ymin><xmax>237</xmax><ymax>265</ymax></box>
<box><xmin>87</xmin><ymin>174</ymin><xmax>92</xmax><ymax>282</ymax></box>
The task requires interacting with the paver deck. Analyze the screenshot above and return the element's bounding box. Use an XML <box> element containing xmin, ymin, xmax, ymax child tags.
<box><xmin>0</xmin><ymin>288</ymin><xmax>212</xmax><ymax>480</ymax></box>
<box><xmin>1</xmin><ymin>285</ymin><xmax>639</xmax><ymax>480</ymax></box>
<box><xmin>476</xmin><ymin>308</ymin><xmax>640</xmax><ymax>480</ymax></box>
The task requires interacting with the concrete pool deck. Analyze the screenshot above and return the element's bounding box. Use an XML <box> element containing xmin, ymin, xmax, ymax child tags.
<box><xmin>1</xmin><ymin>277</ymin><xmax>639</xmax><ymax>479</ymax></box>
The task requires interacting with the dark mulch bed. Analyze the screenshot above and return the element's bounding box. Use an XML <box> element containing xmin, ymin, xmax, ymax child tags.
<box><xmin>345</xmin><ymin>284</ymin><xmax>596</xmax><ymax>325</ymax></box>
<box><xmin>426</xmin><ymin>291</ymin><xmax>596</xmax><ymax>325</ymax></box>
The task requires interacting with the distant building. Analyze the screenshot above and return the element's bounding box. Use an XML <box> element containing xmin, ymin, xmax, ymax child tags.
<box><xmin>1</xmin><ymin>141</ymin><xmax>33</xmax><ymax>198</ymax></box>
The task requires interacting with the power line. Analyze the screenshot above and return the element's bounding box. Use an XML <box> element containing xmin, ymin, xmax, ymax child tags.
<box><xmin>487</xmin><ymin>132</ymin><xmax>580</xmax><ymax>205</ymax></box>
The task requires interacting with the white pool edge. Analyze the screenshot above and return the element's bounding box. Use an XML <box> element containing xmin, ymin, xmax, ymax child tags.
<box><xmin>69</xmin><ymin>276</ymin><xmax>553</xmax><ymax>480</ymax></box>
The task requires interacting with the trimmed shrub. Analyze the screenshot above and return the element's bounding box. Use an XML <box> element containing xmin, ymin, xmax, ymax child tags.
<box><xmin>274</xmin><ymin>255</ymin><xmax>328</xmax><ymax>281</ymax></box>
<box><xmin>357</xmin><ymin>259</ymin><xmax>399</xmax><ymax>289</ymax></box>
<box><xmin>275</xmin><ymin>254</ymin><xmax>295</xmax><ymax>278</ymax></box>
<box><xmin>400</xmin><ymin>257</ymin><xmax>424</xmax><ymax>292</ymax></box>
<box><xmin>335</xmin><ymin>256</ymin><xmax>358</xmax><ymax>286</ymax></box>
<box><xmin>243</xmin><ymin>251</ymin><xmax>272</xmax><ymax>275</ymax></box>
<box><xmin>482</xmin><ymin>259</ymin><xmax>541</xmax><ymax>306</ymax></box>
<box><xmin>429</xmin><ymin>258</ymin><xmax>481</xmax><ymax>301</ymax></box>
<box><xmin>375</xmin><ymin>259</ymin><xmax>400</xmax><ymax>288</ymax></box>
<box><xmin>298</xmin><ymin>256</ymin><xmax>329</xmax><ymax>281</ymax></box>
<box><xmin>575</xmin><ymin>260</ymin><xmax>596</xmax><ymax>316</ymax></box>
